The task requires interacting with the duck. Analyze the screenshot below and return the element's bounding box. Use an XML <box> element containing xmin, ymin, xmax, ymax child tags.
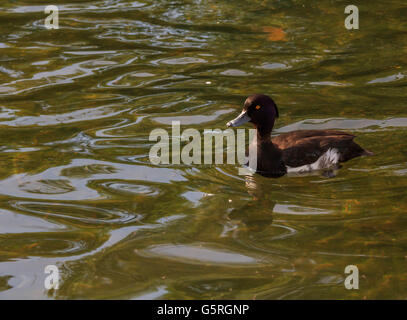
<box><xmin>226</xmin><ymin>94</ymin><xmax>372</xmax><ymax>177</ymax></box>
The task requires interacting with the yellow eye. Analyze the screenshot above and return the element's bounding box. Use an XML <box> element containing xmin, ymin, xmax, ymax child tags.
<box><xmin>255</xmin><ymin>105</ymin><xmax>261</xmax><ymax>110</ymax></box>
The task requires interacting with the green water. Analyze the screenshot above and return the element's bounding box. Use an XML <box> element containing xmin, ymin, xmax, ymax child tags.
<box><xmin>0</xmin><ymin>0</ymin><xmax>407</xmax><ymax>299</ymax></box>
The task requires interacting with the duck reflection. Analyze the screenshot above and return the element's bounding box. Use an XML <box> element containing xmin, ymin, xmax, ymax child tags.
<box><xmin>226</xmin><ymin>174</ymin><xmax>276</xmax><ymax>233</ymax></box>
<box><xmin>226</xmin><ymin>167</ymin><xmax>337</xmax><ymax>235</ymax></box>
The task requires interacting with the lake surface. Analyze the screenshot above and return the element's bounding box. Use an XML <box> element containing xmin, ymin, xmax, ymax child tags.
<box><xmin>1</xmin><ymin>0</ymin><xmax>407</xmax><ymax>299</ymax></box>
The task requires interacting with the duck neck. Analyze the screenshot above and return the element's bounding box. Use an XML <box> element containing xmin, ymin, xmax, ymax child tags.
<box><xmin>255</xmin><ymin>124</ymin><xmax>273</xmax><ymax>142</ymax></box>
<box><xmin>252</xmin><ymin>122</ymin><xmax>286</xmax><ymax>177</ymax></box>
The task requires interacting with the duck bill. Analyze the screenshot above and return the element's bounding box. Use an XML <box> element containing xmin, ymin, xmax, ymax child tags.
<box><xmin>226</xmin><ymin>110</ymin><xmax>251</xmax><ymax>127</ymax></box>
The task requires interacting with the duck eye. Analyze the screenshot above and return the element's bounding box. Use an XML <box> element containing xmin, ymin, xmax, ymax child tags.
<box><xmin>255</xmin><ymin>105</ymin><xmax>261</xmax><ymax>110</ymax></box>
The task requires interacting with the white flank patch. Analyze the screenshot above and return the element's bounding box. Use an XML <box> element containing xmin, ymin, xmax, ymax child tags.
<box><xmin>287</xmin><ymin>148</ymin><xmax>340</xmax><ymax>173</ymax></box>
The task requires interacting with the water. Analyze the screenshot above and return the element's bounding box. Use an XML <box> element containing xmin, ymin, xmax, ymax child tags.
<box><xmin>0</xmin><ymin>0</ymin><xmax>407</xmax><ymax>299</ymax></box>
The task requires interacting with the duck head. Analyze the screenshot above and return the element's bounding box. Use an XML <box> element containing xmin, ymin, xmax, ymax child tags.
<box><xmin>226</xmin><ymin>94</ymin><xmax>279</xmax><ymax>137</ymax></box>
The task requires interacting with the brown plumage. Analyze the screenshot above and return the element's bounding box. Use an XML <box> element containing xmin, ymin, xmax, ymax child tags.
<box><xmin>227</xmin><ymin>94</ymin><xmax>372</xmax><ymax>177</ymax></box>
<box><xmin>272</xmin><ymin>129</ymin><xmax>370</xmax><ymax>168</ymax></box>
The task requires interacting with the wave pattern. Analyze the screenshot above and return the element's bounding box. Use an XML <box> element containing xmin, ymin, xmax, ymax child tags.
<box><xmin>0</xmin><ymin>0</ymin><xmax>407</xmax><ymax>299</ymax></box>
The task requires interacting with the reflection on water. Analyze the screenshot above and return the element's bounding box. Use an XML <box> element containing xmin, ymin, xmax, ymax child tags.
<box><xmin>1</xmin><ymin>0</ymin><xmax>407</xmax><ymax>299</ymax></box>
<box><xmin>144</xmin><ymin>244</ymin><xmax>258</xmax><ymax>264</ymax></box>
